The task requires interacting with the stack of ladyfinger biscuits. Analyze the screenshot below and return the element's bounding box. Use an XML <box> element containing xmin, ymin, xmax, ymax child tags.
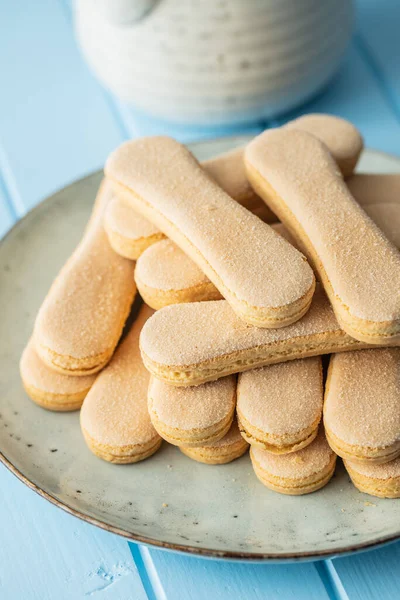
<box><xmin>20</xmin><ymin>114</ymin><xmax>400</xmax><ymax>499</ymax></box>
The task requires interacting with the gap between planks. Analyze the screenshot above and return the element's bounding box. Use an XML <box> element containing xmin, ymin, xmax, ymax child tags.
<box><xmin>129</xmin><ymin>544</ymin><xmax>168</xmax><ymax>600</ymax></box>
<box><xmin>316</xmin><ymin>560</ymin><xmax>351</xmax><ymax>600</ymax></box>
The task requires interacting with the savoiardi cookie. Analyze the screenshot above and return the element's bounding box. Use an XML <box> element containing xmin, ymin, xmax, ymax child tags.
<box><xmin>148</xmin><ymin>375</ymin><xmax>236</xmax><ymax>447</ymax></box>
<box><xmin>237</xmin><ymin>357</ymin><xmax>323</xmax><ymax>454</ymax></box>
<box><xmin>344</xmin><ymin>457</ymin><xmax>400</xmax><ymax>499</ymax></box>
<box><xmin>250</xmin><ymin>428</ymin><xmax>336</xmax><ymax>495</ymax></box>
<box><xmin>80</xmin><ymin>304</ymin><xmax>161</xmax><ymax>464</ymax></box>
<box><xmin>106</xmin><ymin>136</ymin><xmax>315</xmax><ymax>328</ymax></box>
<box><xmin>245</xmin><ymin>128</ymin><xmax>400</xmax><ymax>344</ymax></box>
<box><xmin>20</xmin><ymin>339</ymin><xmax>96</xmax><ymax>411</ymax></box>
<box><xmin>33</xmin><ymin>180</ymin><xmax>136</xmax><ymax>376</ymax></box>
<box><xmin>140</xmin><ymin>286</ymin><xmax>371</xmax><ymax>387</ymax></box>
<box><xmin>324</xmin><ymin>349</ymin><xmax>400</xmax><ymax>464</ymax></box>
<box><xmin>180</xmin><ymin>419</ymin><xmax>249</xmax><ymax>465</ymax></box>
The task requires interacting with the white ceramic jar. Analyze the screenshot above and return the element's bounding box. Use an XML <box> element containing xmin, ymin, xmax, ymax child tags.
<box><xmin>75</xmin><ymin>0</ymin><xmax>354</xmax><ymax>125</ymax></box>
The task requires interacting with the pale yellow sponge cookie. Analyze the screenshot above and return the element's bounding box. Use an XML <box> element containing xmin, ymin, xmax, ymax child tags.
<box><xmin>251</xmin><ymin>429</ymin><xmax>336</xmax><ymax>495</ymax></box>
<box><xmin>148</xmin><ymin>375</ymin><xmax>236</xmax><ymax>447</ymax></box>
<box><xmin>180</xmin><ymin>420</ymin><xmax>249</xmax><ymax>465</ymax></box>
<box><xmin>285</xmin><ymin>113</ymin><xmax>363</xmax><ymax>177</ymax></box>
<box><xmin>134</xmin><ymin>223</ymin><xmax>298</xmax><ymax>310</ymax></box>
<box><xmin>33</xmin><ymin>180</ymin><xmax>136</xmax><ymax>376</ymax></box>
<box><xmin>324</xmin><ymin>349</ymin><xmax>400</xmax><ymax>464</ymax></box>
<box><xmin>237</xmin><ymin>357</ymin><xmax>323</xmax><ymax>454</ymax></box>
<box><xmin>80</xmin><ymin>305</ymin><xmax>161</xmax><ymax>464</ymax></box>
<box><xmin>140</xmin><ymin>286</ymin><xmax>372</xmax><ymax>387</ymax></box>
<box><xmin>344</xmin><ymin>457</ymin><xmax>400</xmax><ymax>498</ymax></box>
<box><xmin>20</xmin><ymin>339</ymin><xmax>95</xmax><ymax>411</ymax></box>
<box><xmin>103</xmin><ymin>147</ymin><xmax>276</xmax><ymax>260</ymax></box>
<box><xmin>246</xmin><ymin>128</ymin><xmax>400</xmax><ymax>345</ymax></box>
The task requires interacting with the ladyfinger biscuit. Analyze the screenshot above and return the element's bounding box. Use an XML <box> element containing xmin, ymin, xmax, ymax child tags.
<box><xmin>148</xmin><ymin>375</ymin><xmax>236</xmax><ymax>447</ymax></box>
<box><xmin>105</xmin><ymin>194</ymin><xmax>274</xmax><ymax>261</ymax></box>
<box><xmin>344</xmin><ymin>457</ymin><xmax>400</xmax><ymax>499</ymax></box>
<box><xmin>250</xmin><ymin>428</ymin><xmax>336</xmax><ymax>495</ymax></box>
<box><xmin>106</xmin><ymin>137</ymin><xmax>315</xmax><ymax>328</ymax></box>
<box><xmin>348</xmin><ymin>174</ymin><xmax>400</xmax><ymax>208</ymax></box>
<box><xmin>105</xmin><ymin>194</ymin><xmax>275</xmax><ymax>261</ymax></box>
<box><xmin>20</xmin><ymin>339</ymin><xmax>96</xmax><ymax>411</ymax></box>
<box><xmin>285</xmin><ymin>114</ymin><xmax>363</xmax><ymax>176</ymax></box>
<box><xmin>245</xmin><ymin>129</ymin><xmax>400</xmax><ymax>344</ymax></box>
<box><xmin>180</xmin><ymin>419</ymin><xmax>249</xmax><ymax>465</ymax></box>
<box><xmin>80</xmin><ymin>305</ymin><xmax>161</xmax><ymax>464</ymax></box>
<box><xmin>237</xmin><ymin>358</ymin><xmax>323</xmax><ymax>454</ymax></box>
<box><xmin>135</xmin><ymin>224</ymin><xmax>298</xmax><ymax>310</ymax></box>
<box><xmin>140</xmin><ymin>286</ymin><xmax>371</xmax><ymax>387</ymax></box>
<box><xmin>34</xmin><ymin>180</ymin><xmax>136</xmax><ymax>376</ymax></box>
<box><xmin>324</xmin><ymin>349</ymin><xmax>400</xmax><ymax>464</ymax></box>
<box><xmin>104</xmin><ymin>195</ymin><xmax>164</xmax><ymax>260</ymax></box>
<box><xmin>103</xmin><ymin>147</ymin><xmax>276</xmax><ymax>260</ymax></box>
<box><xmin>135</xmin><ymin>239</ymin><xmax>223</xmax><ymax>310</ymax></box>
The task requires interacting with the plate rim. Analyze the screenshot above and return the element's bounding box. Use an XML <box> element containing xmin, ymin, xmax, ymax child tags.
<box><xmin>1</xmin><ymin>143</ymin><xmax>400</xmax><ymax>562</ymax></box>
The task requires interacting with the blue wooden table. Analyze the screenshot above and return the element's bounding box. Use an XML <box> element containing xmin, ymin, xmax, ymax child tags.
<box><xmin>1</xmin><ymin>1</ymin><xmax>400</xmax><ymax>598</ymax></box>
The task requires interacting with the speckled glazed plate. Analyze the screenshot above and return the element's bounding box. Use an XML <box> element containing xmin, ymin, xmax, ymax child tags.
<box><xmin>1</xmin><ymin>138</ymin><xmax>400</xmax><ymax>562</ymax></box>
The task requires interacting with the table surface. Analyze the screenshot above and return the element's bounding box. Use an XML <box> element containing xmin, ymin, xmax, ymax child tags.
<box><xmin>1</xmin><ymin>1</ymin><xmax>400</xmax><ymax>598</ymax></box>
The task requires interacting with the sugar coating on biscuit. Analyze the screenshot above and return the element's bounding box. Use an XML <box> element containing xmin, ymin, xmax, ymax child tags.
<box><xmin>270</xmin><ymin>223</ymin><xmax>299</xmax><ymax>248</ymax></box>
<box><xmin>106</xmin><ymin>137</ymin><xmax>314</xmax><ymax>311</ymax></box>
<box><xmin>149</xmin><ymin>376</ymin><xmax>235</xmax><ymax>430</ymax></box>
<box><xmin>324</xmin><ymin>349</ymin><xmax>400</xmax><ymax>448</ymax></box>
<box><xmin>346</xmin><ymin>456</ymin><xmax>400</xmax><ymax>480</ymax></box>
<box><xmin>34</xmin><ymin>180</ymin><xmax>136</xmax><ymax>360</ymax></box>
<box><xmin>246</xmin><ymin>129</ymin><xmax>400</xmax><ymax>322</ymax></box>
<box><xmin>348</xmin><ymin>174</ymin><xmax>400</xmax><ymax>207</ymax></box>
<box><xmin>362</xmin><ymin>203</ymin><xmax>400</xmax><ymax>249</ymax></box>
<box><xmin>238</xmin><ymin>357</ymin><xmax>322</xmax><ymax>435</ymax></box>
<box><xmin>136</xmin><ymin>222</ymin><xmax>293</xmax><ymax>296</ymax></box>
<box><xmin>140</xmin><ymin>287</ymin><xmax>340</xmax><ymax>368</ymax></box>
<box><xmin>136</xmin><ymin>239</ymin><xmax>209</xmax><ymax>291</ymax></box>
<box><xmin>286</xmin><ymin>114</ymin><xmax>363</xmax><ymax>166</ymax></box>
<box><xmin>104</xmin><ymin>147</ymin><xmax>272</xmax><ymax>249</ymax></box>
<box><xmin>251</xmin><ymin>429</ymin><xmax>333</xmax><ymax>480</ymax></box>
<box><xmin>105</xmin><ymin>195</ymin><xmax>159</xmax><ymax>239</ymax></box>
<box><xmin>21</xmin><ymin>340</ymin><xmax>96</xmax><ymax>394</ymax></box>
<box><xmin>80</xmin><ymin>305</ymin><xmax>159</xmax><ymax>447</ymax></box>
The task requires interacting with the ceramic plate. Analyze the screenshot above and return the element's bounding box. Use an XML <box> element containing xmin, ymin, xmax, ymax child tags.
<box><xmin>1</xmin><ymin>137</ymin><xmax>400</xmax><ymax>562</ymax></box>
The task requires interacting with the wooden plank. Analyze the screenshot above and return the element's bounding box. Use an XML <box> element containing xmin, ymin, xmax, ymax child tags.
<box><xmin>277</xmin><ymin>42</ymin><xmax>400</xmax><ymax>155</ymax></box>
<box><xmin>332</xmin><ymin>542</ymin><xmax>400</xmax><ymax>600</ymax></box>
<box><xmin>0</xmin><ymin>467</ymin><xmax>147</xmax><ymax>600</ymax></box>
<box><xmin>0</xmin><ymin>0</ymin><xmax>126</xmax><ymax>215</ymax></box>
<box><xmin>136</xmin><ymin>545</ymin><xmax>331</xmax><ymax>600</ymax></box>
<box><xmin>356</xmin><ymin>0</ymin><xmax>400</xmax><ymax>120</ymax></box>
